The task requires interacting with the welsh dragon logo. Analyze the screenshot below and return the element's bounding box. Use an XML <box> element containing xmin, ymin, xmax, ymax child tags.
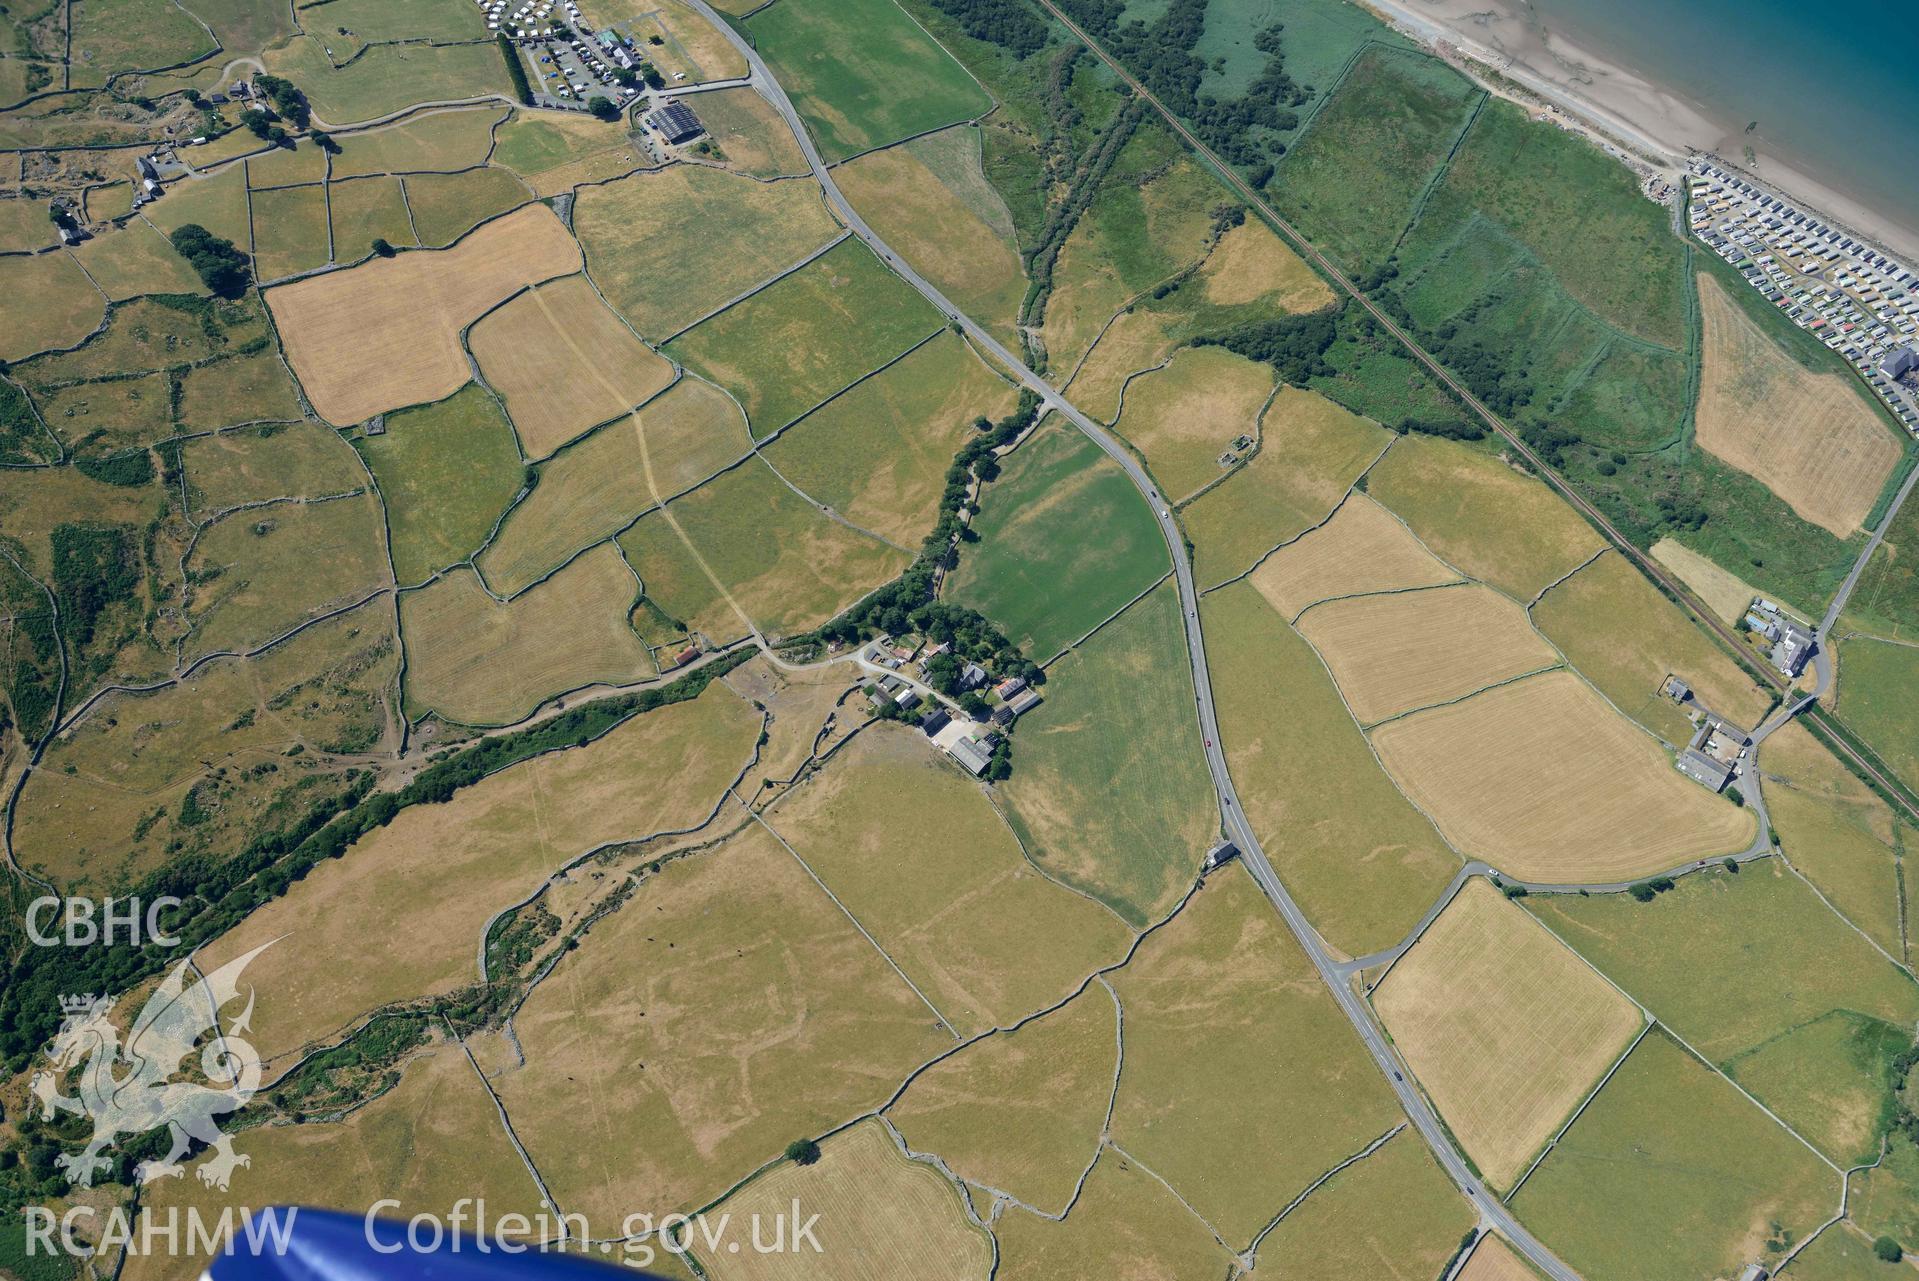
<box><xmin>29</xmin><ymin>943</ymin><xmax>274</xmax><ymax>1191</ymax></box>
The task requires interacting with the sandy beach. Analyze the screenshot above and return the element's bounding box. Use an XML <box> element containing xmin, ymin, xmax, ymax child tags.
<box><xmin>1356</xmin><ymin>0</ymin><xmax>1919</xmax><ymax>265</ymax></box>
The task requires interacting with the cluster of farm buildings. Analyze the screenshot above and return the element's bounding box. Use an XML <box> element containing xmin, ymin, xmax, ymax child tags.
<box><xmin>1662</xmin><ymin>598</ymin><xmax>1812</xmax><ymax>795</ymax></box>
<box><xmin>863</xmin><ymin>638</ymin><xmax>1042</xmax><ymax>777</ymax></box>
<box><xmin>1688</xmin><ymin>159</ymin><xmax>1919</xmax><ymax>431</ymax></box>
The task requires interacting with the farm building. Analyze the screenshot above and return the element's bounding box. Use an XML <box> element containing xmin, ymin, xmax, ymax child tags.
<box><xmin>948</xmin><ymin>735</ymin><xmax>994</xmax><ymax>776</ymax></box>
<box><xmin>1745</xmin><ymin>598</ymin><xmax>1817</xmax><ymax>678</ymax></box>
<box><xmin>1204</xmin><ymin>840</ymin><xmax>1238</xmax><ymax>870</ymax></box>
<box><xmin>645</xmin><ymin>101</ymin><xmax>704</xmax><ymax>144</ymax></box>
<box><xmin>994</xmin><ymin>676</ymin><xmax>1027</xmax><ymax>700</ymax></box>
<box><xmin>1006</xmin><ymin>688</ymin><xmax>1042</xmax><ymax>715</ymax></box>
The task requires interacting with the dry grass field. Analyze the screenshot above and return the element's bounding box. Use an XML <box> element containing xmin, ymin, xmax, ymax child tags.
<box><xmin>1112</xmin><ymin>346</ymin><xmax>1274</xmax><ymax>501</ymax></box>
<box><xmin>1199</xmin><ymin>217</ymin><xmax>1335</xmax><ymax>310</ymax></box>
<box><xmin>122</xmin><ymin>1042</ymin><xmax>544</xmax><ymax>1281</ymax></box>
<box><xmin>1651</xmin><ymin>536</ymin><xmax>1770</xmax><ymax>622</ymax></box>
<box><xmin>835</xmin><ymin>124</ymin><xmax>1025</xmax><ymax>349</ymax></box>
<box><xmin>1184</xmin><ymin>386</ymin><xmax>1390</xmax><ymax>587</ymax></box>
<box><xmin>399</xmin><ymin>544</ymin><xmax>655</xmax><ymax>725</ymax></box>
<box><xmin>490</xmin><ymin>109</ymin><xmax>644</xmax><ymax>195</ymax></box>
<box><xmin>1374</xmin><ymin>878</ymin><xmax>1642</xmax><ymax>1190</ymax></box>
<box><xmin>620</xmin><ymin>457</ymin><xmax>910</xmax><ymax>642</ymax></box>
<box><xmin>327</xmin><ymin>174</ymin><xmax>416</xmax><ymax>264</ymax></box>
<box><xmin>573</xmin><ymin>164</ymin><xmax>840</xmax><ymax>339</ymax></box>
<box><xmin>1370</xmin><ymin>670</ymin><xmax>1756</xmax><ymax>881</ymax></box>
<box><xmin>769</xmin><ymin>726</ymin><xmax>1132</xmax><ymax>1036</ymax></box>
<box><xmin>184</xmin><ymin>420</ymin><xmax>368</xmax><ymax>510</ymax></box>
<box><xmin>196</xmin><ymin>682</ymin><xmax>758</xmax><ymax>1061</ymax></box>
<box><xmin>1367</xmin><ymin>435</ymin><xmax>1607</xmax><ymax>602</ymax></box>
<box><xmin>701</xmin><ymin>1120</ymin><xmax>990</xmax><ymax>1281</ymax></box>
<box><xmin>1695</xmin><ymin>274</ymin><xmax>1901</xmax><ymax>536</ymax></box>
<box><xmin>69</xmin><ymin>219</ymin><xmax>201</xmax><ymax>298</ymax></box>
<box><xmin>1248</xmin><ymin>494</ymin><xmax>1459</xmax><ymax>620</ymax></box>
<box><xmin>696</xmin><ymin>86</ymin><xmax>810</xmax><ymax>179</ymax></box>
<box><xmin>477</xmin><ymin>424</ymin><xmax>655</xmax><ymax>597</ymax></box>
<box><xmin>993</xmin><ymin>1150</ymin><xmax>1235</xmax><ymax>1281</ymax></box>
<box><xmin>1111</xmin><ymin>868</ymin><xmax>1401</xmax><ymax>1247</ymax></box>
<box><xmin>1298</xmin><ymin>584</ymin><xmax>1561</xmax><ymax>724</ymax></box>
<box><xmin>469</xmin><ymin>272</ymin><xmax>675</xmax><ymax>458</ymax></box>
<box><xmin>760</xmin><ymin>330</ymin><xmax>1015</xmax><ymax>545</ymax></box>
<box><xmin>184</xmin><ymin>492</ymin><xmax>389</xmax><ymax>658</ymax></box>
<box><xmin>12</xmin><ymin>607</ymin><xmax>395</xmax><ymax>889</ymax></box>
<box><xmin>1249</xmin><ymin>1128</ymin><xmax>1473</xmax><ymax>1281</ymax></box>
<box><xmin>144</xmin><ymin>163</ymin><xmax>251</xmax><ymax>245</ymax></box>
<box><xmin>1062</xmin><ymin>308</ymin><xmax>1183</xmax><ymax>426</ymax></box>
<box><xmin>632</xmin><ymin>375</ymin><xmax>752</xmax><ymax>496</ymax></box>
<box><xmin>0</xmin><ymin>250</ymin><xmax>104</xmax><ymax>359</ymax></box>
<box><xmin>496</xmin><ymin>821</ymin><xmax>955</xmax><ymax>1221</ymax></box>
<box><xmin>888</xmin><ymin>987</ymin><xmax>1117</xmax><ymax>1213</ymax></box>
<box><xmin>1533</xmin><ymin>549</ymin><xmax>1772</xmax><ymax>743</ymax></box>
<box><xmin>269</xmin><ymin>204</ymin><xmax>581</xmax><ymax>425</ymax></box>
<box><xmin>1456</xmin><ymin>1235</ymin><xmax>1542</xmax><ymax>1281</ymax></box>
<box><xmin>35</xmin><ymin>371</ymin><xmax>172</xmax><ymax>448</ymax></box>
<box><xmin>1200</xmin><ymin>582</ymin><xmax>1460</xmax><ymax>957</ymax></box>
<box><xmin>176</xmin><ymin>350</ymin><xmax>305</xmax><ymax>430</ymax></box>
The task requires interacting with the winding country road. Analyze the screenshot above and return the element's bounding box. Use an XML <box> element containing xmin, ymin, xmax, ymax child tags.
<box><xmin>682</xmin><ymin>5</ymin><xmax>1579</xmax><ymax>1273</ymax></box>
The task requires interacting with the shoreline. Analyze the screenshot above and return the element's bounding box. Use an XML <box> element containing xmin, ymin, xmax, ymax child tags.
<box><xmin>1353</xmin><ymin>0</ymin><xmax>1919</xmax><ymax>266</ymax></box>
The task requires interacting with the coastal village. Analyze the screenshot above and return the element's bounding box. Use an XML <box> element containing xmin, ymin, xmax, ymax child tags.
<box><xmin>1688</xmin><ymin>158</ymin><xmax>1919</xmax><ymax>432</ymax></box>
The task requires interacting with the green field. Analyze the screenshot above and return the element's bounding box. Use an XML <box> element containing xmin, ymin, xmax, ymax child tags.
<box><xmin>1834</xmin><ymin>634</ymin><xmax>1919</xmax><ymax>798</ymax></box>
<box><xmin>185</xmin><ymin>491</ymin><xmax>389</xmax><ymax>657</ymax></box>
<box><xmin>249</xmin><ymin>181</ymin><xmax>331</xmax><ymax>281</ymax></box>
<box><xmin>1529</xmin><ymin>863</ymin><xmax>1919</xmax><ymax>1167</ymax></box>
<box><xmin>1846</xmin><ymin>496</ymin><xmax>1919</xmax><ymax>641</ymax></box>
<box><xmin>1510</xmin><ymin>1031</ymin><xmax>1835</xmax><ymax>1281</ymax></box>
<box><xmin>666</xmin><ymin>238</ymin><xmax>942</xmax><ymax>435</ymax></box>
<box><xmin>185</xmin><ymin>419</ymin><xmax>368</xmax><ymax>510</ymax></box>
<box><xmin>262</xmin><ymin>37</ymin><xmax>510</xmax><ymax>125</ymax></box>
<box><xmin>67</xmin><ymin>0</ymin><xmax>215</xmax><ymax>85</ymax></box>
<box><xmin>356</xmin><ymin>384</ymin><xmax>524</xmax><ymax>586</ymax></box>
<box><xmin>1270</xmin><ymin>45</ymin><xmax>1483</xmax><ymax>275</ymax></box>
<box><xmin>1201</xmin><ymin>580</ymin><xmax>1458</xmax><ymax>956</ymax></box>
<box><xmin>332</xmin><ymin>106</ymin><xmax>509</xmax><ymax>179</ymax></box>
<box><xmin>402</xmin><ymin>168</ymin><xmax>531</xmax><ymax>247</ymax></box>
<box><xmin>1780</xmin><ymin>1223</ymin><xmax>1914</xmax><ymax>1281</ymax></box>
<box><xmin>947</xmin><ymin>419</ymin><xmax>1167</xmax><ymax>659</ymax></box>
<box><xmin>327</xmin><ymin>174</ymin><xmax>416</xmax><ymax>263</ymax></box>
<box><xmin>745</xmin><ymin>0</ymin><xmax>992</xmax><ymax>163</ymax></box>
<box><xmin>175</xmin><ymin>349</ymin><xmax>303</xmax><ymax>433</ymax></box>
<box><xmin>998</xmin><ymin>583</ymin><xmax>1218</xmax><ymax>927</ymax></box>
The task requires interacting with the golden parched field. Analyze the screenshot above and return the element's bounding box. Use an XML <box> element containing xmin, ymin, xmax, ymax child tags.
<box><xmin>124</xmin><ymin>1042</ymin><xmax>546</xmax><ymax>1281</ymax></box>
<box><xmin>1369</xmin><ymin>670</ymin><xmax>1757</xmax><ymax>882</ymax></box>
<box><xmin>994</xmin><ymin>1149</ymin><xmax>1234</xmax><ymax>1281</ymax></box>
<box><xmin>700</xmin><ymin>1120</ymin><xmax>991</xmax><ymax>1281</ymax></box>
<box><xmin>1373</xmin><ymin>878</ymin><xmax>1643</xmax><ymax>1191</ymax></box>
<box><xmin>469</xmin><ymin>273</ymin><xmax>675</xmax><ymax>459</ymax></box>
<box><xmin>1651</xmin><ymin>536</ymin><xmax>1768</xmax><ymax>623</ymax></box>
<box><xmin>400</xmin><ymin>543</ymin><xmax>655</xmax><ymax>726</ymax></box>
<box><xmin>496</xmin><ymin>821</ymin><xmax>955</xmax><ymax>1222</ymax></box>
<box><xmin>269</xmin><ymin>204</ymin><xmax>582</xmax><ymax>425</ymax></box>
<box><xmin>195</xmin><ymin>682</ymin><xmax>759</xmax><ymax>1063</ymax></box>
<box><xmin>888</xmin><ymin>986</ymin><xmax>1117</xmax><ymax>1213</ymax></box>
<box><xmin>1695</xmin><ymin>274</ymin><xmax>1901</xmax><ymax>537</ymax></box>
<box><xmin>1111</xmin><ymin>345</ymin><xmax>1274</xmax><ymax>502</ymax></box>
<box><xmin>1297</xmin><ymin>583</ymin><xmax>1562</xmax><ymax>725</ymax></box>
<box><xmin>1456</xmin><ymin>1234</ymin><xmax>1543</xmax><ymax>1281</ymax></box>
<box><xmin>1248</xmin><ymin>493</ymin><xmax>1459</xmax><ymax>621</ymax></box>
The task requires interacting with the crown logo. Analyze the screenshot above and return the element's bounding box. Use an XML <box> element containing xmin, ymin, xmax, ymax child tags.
<box><xmin>58</xmin><ymin>994</ymin><xmax>101</xmax><ymax>1017</ymax></box>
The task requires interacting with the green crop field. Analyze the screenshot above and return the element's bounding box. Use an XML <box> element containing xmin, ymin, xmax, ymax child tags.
<box><xmin>1201</xmin><ymin>581</ymin><xmax>1459</xmax><ymax>955</ymax></box>
<box><xmin>998</xmin><ymin>583</ymin><xmax>1218</xmax><ymax>927</ymax></box>
<box><xmin>1530</xmin><ymin>863</ymin><xmax>1919</xmax><ymax>1167</ymax></box>
<box><xmin>1270</xmin><ymin>45</ymin><xmax>1483</xmax><ymax>275</ymax></box>
<box><xmin>1833</xmin><ymin>635</ymin><xmax>1919</xmax><ymax>798</ymax></box>
<box><xmin>667</xmin><ymin>238</ymin><xmax>942</xmax><ymax>435</ymax></box>
<box><xmin>947</xmin><ymin>419</ymin><xmax>1167</xmax><ymax>659</ymax></box>
<box><xmin>1510</xmin><ymin>1031</ymin><xmax>1835</xmax><ymax>1281</ymax></box>
<box><xmin>745</xmin><ymin>0</ymin><xmax>991</xmax><ymax>163</ymax></box>
<box><xmin>356</xmin><ymin>384</ymin><xmax>524</xmax><ymax>586</ymax></box>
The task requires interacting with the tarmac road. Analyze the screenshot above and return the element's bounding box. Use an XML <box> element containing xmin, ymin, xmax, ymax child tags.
<box><xmin>680</xmin><ymin>5</ymin><xmax>1579</xmax><ymax>1273</ymax></box>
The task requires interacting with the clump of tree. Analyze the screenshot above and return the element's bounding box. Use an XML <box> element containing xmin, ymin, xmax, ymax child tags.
<box><xmin>498</xmin><ymin>35</ymin><xmax>534</xmax><ymax>105</ymax></box>
<box><xmin>239</xmin><ymin>108</ymin><xmax>289</xmax><ymax>147</ymax></box>
<box><xmin>784</xmin><ymin>1139</ymin><xmax>821</xmax><ymax>1166</ymax></box>
<box><xmin>369</xmin><ymin>238</ymin><xmax>397</xmax><ymax>258</ymax></box>
<box><xmin>251</xmin><ymin>73</ymin><xmax>310</xmax><ymax>128</ymax></box>
<box><xmin>74</xmin><ymin>448</ymin><xmax>154</xmax><ymax>487</ymax></box>
<box><xmin>310</xmin><ymin>129</ymin><xmax>339</xmax><ymax>154</ymax></box>
<box><xmin>927</xmin><ymin>0</ymin><xmax>1051</xmax><ymax>58</ymax></box>
<box><xmin>1876</xmin><ymin>1237</ymin><xmax>1903</xmax><ymax>1263</ymax></box>
<box><xmin>634</xmin><ymin>60</ymin><xmax>665</xmax><ymax>90</ymax></box>
<box><xmin>587</xmin><ymin>95</ymin><xmax>621</xmax><ymax>122</ymax></box>
<box><xmin>1626</xmin><ymin>875</ymin><xmax>1677</xmax><ymax>903</ymax></box>
<box><xmin>168</xmin><ymin>223</ymin><xmax>251</xmax><ymax>297</ymax></box>
<box><xmin>50</xmin><ymin>523</ymin><xmax>138</xmax><ymax>648</ymax></box>
<box><xmin>1195</xmin><ymin>308</ymin><xmax>1338</xmax><ymax>384</ymax></box>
